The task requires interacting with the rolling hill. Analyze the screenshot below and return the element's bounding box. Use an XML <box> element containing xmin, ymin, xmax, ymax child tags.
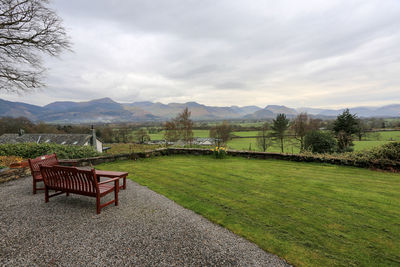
<box><xmin>0</xmin><ymin>97</ymin><xmax>399</xmax><ymax>123</ymax></box>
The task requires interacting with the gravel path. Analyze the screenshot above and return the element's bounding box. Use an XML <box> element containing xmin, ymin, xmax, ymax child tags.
<box><xmin>0</xmin><ymin>177</ymin><xmax>290</xmax><ymax>266</ymax></box>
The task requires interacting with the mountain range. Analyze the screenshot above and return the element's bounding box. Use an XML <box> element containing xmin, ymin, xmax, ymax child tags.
<box><xmin>0</xmin><ymin>98</ymin><xmax>399</xmax><ymax>123</ymax></box>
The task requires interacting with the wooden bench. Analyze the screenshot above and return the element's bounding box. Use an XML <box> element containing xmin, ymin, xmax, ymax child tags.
<box><xmin>40</xmin><ymin>165</ymin><xmax>120</xmax><ymax>214</ymax></box>
<box><xmin>28</xmin><ymin>153</ymin><xmax>77</xmax><ymax>194</ymax></box>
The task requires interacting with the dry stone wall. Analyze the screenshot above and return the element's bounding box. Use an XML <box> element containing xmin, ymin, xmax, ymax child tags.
<box><xmin>2</xmin><ymin>147</ymin><xmax>399</xmax><ymax>184</ymax></box>
<box><xmin>0</xmin><ymin>167</ymin><xmax>30</xmax><ymax>184</ymax></box>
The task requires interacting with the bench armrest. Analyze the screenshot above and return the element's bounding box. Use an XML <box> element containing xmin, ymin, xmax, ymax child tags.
<box><xmin>98</xmin><ymin>177</ymin><xmax>120</xmax><ymax>185</ymax></box>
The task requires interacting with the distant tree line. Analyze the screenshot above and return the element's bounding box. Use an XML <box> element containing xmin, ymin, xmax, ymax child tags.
<box><xmin>1</xmin><ymin>110</ymin><xmax>399</xmax><ymax>152</ymax></box>
<box><xmin>0</xmin><ymin>117</ymin><xmax>91</xmax><ymax>136</ymax></box>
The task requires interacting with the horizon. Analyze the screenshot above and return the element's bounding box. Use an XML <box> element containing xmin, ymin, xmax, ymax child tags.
<box><xmin>1</xmin><ymin>0</ymin><xmax>400</xmax><ymax>109</ymax></box>
<box><xmin>1</xmin><ymin>96</ymin><xmax>399</xmax><ymax>111</ymax></box>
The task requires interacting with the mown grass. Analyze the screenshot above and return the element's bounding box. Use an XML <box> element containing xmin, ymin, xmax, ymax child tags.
<box><xmin>97</xmin><ymin>155</ymin><xmax>400</xmax><ymax>267</ymax></box>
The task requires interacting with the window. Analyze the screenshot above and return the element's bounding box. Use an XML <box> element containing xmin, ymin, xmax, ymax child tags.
<box><xmin>73</xmin><ymin>141</ymin><xmax>78</xmax><ymax>145</ymax></box>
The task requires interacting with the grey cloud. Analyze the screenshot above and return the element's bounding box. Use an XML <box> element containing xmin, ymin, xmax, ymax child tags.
<box><xmin>1</xmin><ymin>0</ymin><xmax>399</xmax><ymax>108</ymax></box>
<box><xmin>216</xmin><ymin>82</ymin><xmax>246</xmax><ymax>90</ymax></box>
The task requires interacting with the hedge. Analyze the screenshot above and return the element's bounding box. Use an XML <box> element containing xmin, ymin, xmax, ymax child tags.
<box><xmin>300</xmin><ymin>141</ymin><xmax>400</xmax><ymax>166</ymax></box>
<box><xmin>0</xmin><ymin>143</ymin><xmax>101</xmax><ymax>159</ymax></box>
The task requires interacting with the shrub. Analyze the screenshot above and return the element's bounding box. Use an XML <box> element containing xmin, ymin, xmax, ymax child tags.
<box><xmin>211</xmin><ymin>146</ymin><xmax>227</xmax><ymax>159</ymax></box>
<box><xmin>304</xmin><ymin>131</ymin><xmax>337</xmax><ymax>153</ymax></box>
<box><xmin>0</xmin><ymin>143</ymin><xmax>101</xmax><ymax>159</ymax></box>
<box><xmin>0</xmin><ymin>156</ymin><xmax>24</xmax><ymax>167</ymax></box>
<box><xmin>369</xmin><ymin>142</ymin><xmax>400</xmax><ymax>162</ymax></box>
<box><xmin>299</xmin><ymin>141</ymin><xmax>400</xmax><ymax>169</ymax></box>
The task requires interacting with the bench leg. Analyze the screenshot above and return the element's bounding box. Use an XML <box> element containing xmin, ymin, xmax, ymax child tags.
<box><xmin>96</xmin><ymin>195</ymin><xmax>101</xmax><ymax>214</ymax></box>
<box><xmin>115</xmin><ymin>180</ymin><xmax>119</xmax><ymax>206</ymax></box>
<box><xmin>33</xmin><ymin>179</ymin><xmax>36</xmax><ymax>194</ymax></box>
<box><xmin>66</xmin><ymin>192</ymin><xmax>69</xmax><ymax>196</ymax></box>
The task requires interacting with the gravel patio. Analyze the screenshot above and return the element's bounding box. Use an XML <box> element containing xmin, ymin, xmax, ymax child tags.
<box><xmin>0</xmin><ymin>176</ymin><xmax>289</xmax><ymax>266</ymax></box>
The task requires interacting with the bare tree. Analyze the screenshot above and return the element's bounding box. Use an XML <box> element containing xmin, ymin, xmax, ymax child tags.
<box><xmin>135</xmin><ymin>129</ymin><xmax>150</xmax><ymax>144</ymax></box>
<box><xmin>256</xmin><ymin>122</ymin><xmax>272</xmax><ymax>152</ymax></box>
<box><xmin>0</xmin><ymin>0</ymin><xmax>71</xmax><ymax>92</ymax></box>
<box><xmin>116</xmin><ymin>126</ymin><xmax>131</xmax><ymax>143</ymax></box>
<box><xmin>164</xmin><ymin>120</ymin><xmax>179</xmax><ymax>145</ymax></box>
<box><xmin>291</xmin><ymin>113</ymin><xmax>320</xmax><ymax>151</ymax></box>
<box><xmin>355</xmin><ymin>119</ymin><xmax>369</xmax><ymax>141</ymax></box>
<box><xmin>209</xmin><ymin>121</ymin><xmax>231</xmax><ymax>147</ymax></box>
<box><xmin>176</xmin><ymin>107</ymin><xmax>194</xmax><ymax>145</ymax></box>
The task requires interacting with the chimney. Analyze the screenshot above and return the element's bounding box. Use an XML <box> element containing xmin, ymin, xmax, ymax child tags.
<box><xmin>91</xmin><ymin>125</ymin><xmax>97</xmax><ymax>148</ymax></box>
<box><xmin>18</xmin><ymin>129</ymin><xmax>25</xmax><ymax>136</ymax></box>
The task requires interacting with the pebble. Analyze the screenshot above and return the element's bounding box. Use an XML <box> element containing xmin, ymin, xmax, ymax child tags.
<box><xmin>0</xmin><ymin>177</ymin><xmax>290</xmax><ymax>266</ymax></box>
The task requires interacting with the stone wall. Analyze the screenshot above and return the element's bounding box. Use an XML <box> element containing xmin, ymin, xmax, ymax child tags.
<box><xmin>0</xmin><ymin>167</ymin><xmax>30</xmax><ymax>184</ymax></box>
<box><xmin>74</xmin><ymin>149</ymin><xmax>169</xmax><ymax>166</ymax></box>
<box><xmin>74</xmin><ymin>147</ymin><xmax>400</xmax><ymax>172</ymax></box>
<box><xmin>166</xmin><ymin>148</ymin><xmax>400</xmax><ymax>172</ymax></box>
<box><xmin>1</xmin><ymin>147</ymin><xmax>398</xmax><ymax>184</ymax></box>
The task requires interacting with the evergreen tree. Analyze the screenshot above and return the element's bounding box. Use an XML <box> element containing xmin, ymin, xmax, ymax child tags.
<box><xmin>333</xmin><ymin>109</ymin><xmax>358</xmax><ymax>152</ymax></box>
<box><xmin>271</xmin><ymin>114</ymin><xmax>289</xmax><ymax>153</ymax></box>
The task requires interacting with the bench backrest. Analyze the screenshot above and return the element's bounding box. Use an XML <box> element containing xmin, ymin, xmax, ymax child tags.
<box><xmin>28</xmin><ymin>153</ymin><xmax>59</xmax><ymax>178</ymax></box>
<box><xmin>40</xmin><ymin>165</ymin><xmax>98</xmax><ymax>195</ymax></box>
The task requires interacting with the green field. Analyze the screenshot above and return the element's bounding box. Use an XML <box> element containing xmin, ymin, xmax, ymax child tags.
<box><xmin>148</xmin><ymin>129</ymin><xmax>210</xmax><ymax>140</ymax></box>
<box><xmin>140</xmin><ymin>129</ymin><xmax>400</xmax><ymax>153</ymax></box>
<box><xmin>371</xmin><ymin>131</ymin><xmax>400</xmax><ymax>141</ymax></box>
<box><xmin>105</xmin><ymin>143</ymin><xmax>162</xmax><ymax>154</ymax></box>
<box><xmin>227</xmin><ymin>137</ymin><xmax>300</xmax><ymax>153</ymax></box>
<box><xmin>231</xmin><ymin>130</ymin><xmax>259</xmax><ymax>137</ymax></box>
<box><xmin>97</xmin><ymin>156</ymin><xmax>400</xmax><ymax>266</ymax></box>
<box><xmin>353</xmin><ymin>140</ymin><xmax>391</xmax><ymax>150</ymax></box>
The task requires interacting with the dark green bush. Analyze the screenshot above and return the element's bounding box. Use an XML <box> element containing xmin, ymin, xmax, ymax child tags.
<box><xmin>0</xmin><ymin>143</ymin><xmax>101</xmax><ymax>159</ymax></box>
<box><xmin>304</xmin><ymin>131</ymin><xmax>337</xmax><ymax>153</ymax></box>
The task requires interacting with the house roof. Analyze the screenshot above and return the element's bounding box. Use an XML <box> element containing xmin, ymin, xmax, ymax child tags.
<box><xmin>0</xmin><ymin>133</ymin><xmax>92</xmax><ymax>146</ymax></box>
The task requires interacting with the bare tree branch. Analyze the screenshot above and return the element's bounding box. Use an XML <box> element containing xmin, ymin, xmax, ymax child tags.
<box><xmin>0</xmin><ymin>0</ymin><xmax>71</xmax><ymax>93</ymax></box>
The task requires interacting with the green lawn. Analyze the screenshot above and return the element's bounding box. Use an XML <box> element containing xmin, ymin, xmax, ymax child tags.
<box><xmin>97</xmin><ymin>156</ymin><xmax>400</xmax><ymax>267</ymax></box>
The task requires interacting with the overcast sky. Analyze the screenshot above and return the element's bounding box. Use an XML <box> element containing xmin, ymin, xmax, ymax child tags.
<box><xmin>1</xmin><ymin>0</ymin><xmax>400</xmax><ymax>108</ymax></box>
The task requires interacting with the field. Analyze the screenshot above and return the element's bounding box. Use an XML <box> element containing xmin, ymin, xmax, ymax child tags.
<box><xmin>371</xmin><ymin>131</ymin><xmax>400</xmax><ymax>141</ymax></box>
<box><xmin>97</xmin><ymin>155</ymin><xmax>400</xmax><ymax>266</ymax></box>
<box><xmin>104</xmin><ymin>143</ymin><xmax>162</xmax><ymax>154</ymax></box>
<box><xmin>148</xmin><ymin>129</ymin><xmax>210</xmax><ymax>140</ymax></box>
<box><xmin>123</xmin><ymin>129</ymin><xmax>400</xmax><ymax>154</ymax></box>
